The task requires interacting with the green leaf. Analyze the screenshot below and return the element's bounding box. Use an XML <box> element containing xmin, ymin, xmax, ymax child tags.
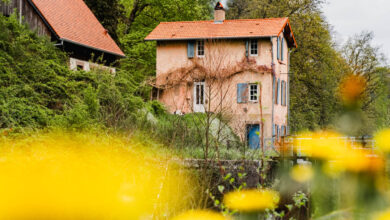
<box><xmin>218</xmin><ymin>185</ymin><xmax>225</xmax><ymax>194</ymax></box>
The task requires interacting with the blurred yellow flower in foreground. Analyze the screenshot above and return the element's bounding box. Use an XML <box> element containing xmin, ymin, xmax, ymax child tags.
<box><xmin>224</xmin><ymin>189</ymin><xmax>280</xmax><ymax>212</ymax></box>
<box><xmin>172</xmin><ymin>210</ymin><xmax>228</xmax><ymax>220</ymax></box>
<box><xmin>290</xmin><ymin>164</ymin><xmax>314</xmax><ymax>183</ymax></box>
<box><xmin>374</xmin><ymin>209</ymin><xmax>390</xmax><ymax>220</ymax></box>
<box><xmin>375</xmin><ymin>129</ymin><xmax>390</xmax><ymax>152</ymax></box>
<box><xmin>294</xmin><ymin>131</ymin><xmax>348</xmax><ymax>160</ymax></box>
<box><xmin>339</xmin><ymin>74</ymin><xmax>366</xmax><ymax>105</ymax></box>
<box><xmin>0</xmin><ymin>131</ymin><xmax>193</xmax><ymax>219</ymax></box>
<box><xmin>295</xmin><ymin>131</ymin><xmax>384</xmax><ymax>175</ymax></box>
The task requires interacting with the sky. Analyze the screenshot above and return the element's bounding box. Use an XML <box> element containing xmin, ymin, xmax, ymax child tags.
<box><xmin>220</xmin><ymin>0</ymin><xmax>389</xmax><ymax>62</ymax></box>
<box><xmin>322</xmin><ymin>0</ymin><xmax>389</xmax><ymax>62</ymax></box>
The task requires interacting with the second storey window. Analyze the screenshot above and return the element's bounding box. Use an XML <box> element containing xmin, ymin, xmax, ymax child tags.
<box><xmin>197</xmin><ymin>40</ymin><xmax>205</xmax><ymax>57</ymax></box>
<box><xmin>249</xmin><ymin>84</ymin><xmax>258</xmax><ymax>102</ymax></box>
<box><xmin>275</xmin><ymin>78</ymin><xmax>280</xmax><ymax>105</ymax></box>
<box><xmin>250</xmin><ymin>40</ymin><xmax>258</xmax><ymax>56</ymax></box>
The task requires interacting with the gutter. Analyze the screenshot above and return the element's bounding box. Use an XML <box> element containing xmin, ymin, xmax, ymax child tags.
<box><xmin>54</xmin><ymin>39</ymin><xmax>63</xmax><ymax>47</ymax></box>
<box><xmin>270</xmin><ymin>36</ymin><xmax>275</xmax><ymax>147</ymax></box>
<box><xmin>145</xmin><ymin>36</ymin><xmax>276</xmax><ymax>42</ymax></box>
<box><xmin>19</xmin><ymin>0</ymin><xmax>22</xmax><ymax>24</ymax></box>
<box><xmin>287</xmin><ymin>50</ymin><xmax>291</xmax><ymax>135</ymax></box>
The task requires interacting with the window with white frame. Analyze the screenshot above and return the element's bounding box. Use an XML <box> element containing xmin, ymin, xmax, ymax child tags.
<box><xmin>250</xmin><ymin>40</ymin><xmax>258</xmax><ymax>56</ymax></box>
<box><xmin>197</xmin><ymin>40</ymin><xmax>205</xmax><ymax>57</ymax></box>
<box><xmin>249</xmin><ymin>84</ymin><xmax>258</xmax><ymax>102</ymax></box>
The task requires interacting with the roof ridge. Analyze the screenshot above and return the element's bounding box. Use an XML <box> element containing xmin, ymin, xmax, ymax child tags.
<box><xmin>159</xmin><ymin>17</ymin><xmax>288</xmax><ymax>24</ymax></box>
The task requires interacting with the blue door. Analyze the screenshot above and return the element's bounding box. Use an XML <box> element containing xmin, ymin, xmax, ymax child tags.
<box><xmin>247</xmin><ymin>125</ymin><xmax>260</xmax><ymax>149</ymax></box>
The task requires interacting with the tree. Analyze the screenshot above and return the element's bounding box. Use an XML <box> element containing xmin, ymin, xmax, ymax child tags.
<box><xmin>341</xmin><ymin>32</ymin><xmax>390</xmax><ymax>133</ymax></box>
<box><xmin>83</xmin><ymin>0</ymin><xmax>124</xmax><ymax>43</ymax></box>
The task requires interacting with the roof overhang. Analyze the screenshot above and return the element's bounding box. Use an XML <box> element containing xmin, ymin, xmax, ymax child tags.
<box><xmin>60</xmin><ymin>38</ymin><xmax>126</xmax><ymax>58</ymax></box>
<box><xmin>277</xmin><ymin>18</ymin><xmax>297</xmax><ymax>48</ymax></box>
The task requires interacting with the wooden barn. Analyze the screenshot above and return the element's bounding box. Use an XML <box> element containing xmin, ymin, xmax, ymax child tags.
<box><xmin>0</xmin><ymin>0</ymin><xmax>125</xmax><ymax>72</ymax></box>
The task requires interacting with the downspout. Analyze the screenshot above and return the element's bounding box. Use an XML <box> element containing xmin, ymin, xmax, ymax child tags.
<box><xmin>19</xmin><ymin>0</ymin><xmax>22</xmax><ymax>24</ymax></box>
<box><xmin>54</xmin><ymin>39</ymin><xmax>64</xmax><ymax>47</ymax></box>
<box><xmin>287</xmin><ymin>50</ymin><xmax>291</xmax><ymax>135</ymax></box>
<box><xmin>270</xmin><ymin>37</ymin><xmax>275</xmax><ymax>147</ymax></box>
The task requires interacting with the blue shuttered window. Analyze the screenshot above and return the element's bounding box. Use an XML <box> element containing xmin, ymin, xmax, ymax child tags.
<box><xmin>280</xmin><ymin>81</ymin><xmax>284</xmax><ymax>106</ymax></box>
<box><xmin>281</xmin><ymin>80</ymin><xmax>287</xmax><ymax>106</ymax></box>
<box><xmin>286</xmin><ymin>82</ymin><xmax>289</xmax><ymax>106</ymax></box>
<box><xmin>187</xmin><ymin>41</ymin><xmax>195</xmax><ymax>58</ymax></box>
<box><xmin>276</xmin><ymin>79</ymin><xmax>280</xmax><ymax>105</ymax></box>
<box><xmin>272</xmin><ymin>123</ymin><xmax>275</xmax><ymax>137</ymax></box>
<box><xmin>237</xmin><ymin>83</ymin><xmax>249</xmax><ymax>103</ymax></box>
<box><xmin>281</xmin><ymin>38</ymin><xmax>284</xmax><ymax>61</ymax></box>
<box><xmin>273</xmin><ymin>75</ymin><xmax>276</xmax><ymax>104</ymax></box>
<box><xmin>284</xmin><ymin>81</ymin><xmax>287</xmax><ymax>106</ymax></box>
<box><xmin>276</xmin><ymin>37</ymin><xmax>280</xmax><ymax>60</ymax></box>
<box><xmin>245</xmin><ymin>40</ymin><xmax>249</xmax><ymax>57</ymax></box>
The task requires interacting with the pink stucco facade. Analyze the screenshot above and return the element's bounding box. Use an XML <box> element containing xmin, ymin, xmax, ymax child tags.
<box><xmin>153</xmin><ymin>36</ymin><xmax>290</xmax><ymax>143</ymax></box>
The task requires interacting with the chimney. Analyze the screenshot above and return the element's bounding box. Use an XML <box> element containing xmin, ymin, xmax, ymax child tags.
<box><xmin>214</xmin><ymin>2</ymin><xmax>225</xmax><ymax>23</ymax></box>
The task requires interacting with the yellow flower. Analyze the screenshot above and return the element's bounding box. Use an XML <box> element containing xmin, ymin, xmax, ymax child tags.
<box><xmin>172</xmin><ymin>210</ymin><xmax>228</xmax><ymax>220</ymax></box>
<box><xmin>294</xmin><ymin>131</ymin><xmax>384</xmax><ymax>176</ymax></box>
<box><xmin>290</xmin><ymin>165</ymin><xmax>314</xmax><ymax>183</ymax></box>
<box><xmin>334</xmin><ymin>149</ymin><xmax>383</xmax><ymax>172</ymax></box>
<box><xmin>374</xmin><ymin>209</ymin><xmax>390</xmax><ymax>220</ymax></box>
<box><xmin>224</xmin><ymin>189</ymin><xmax>280</xmax><ymax>212</ymax></box>
<box><xmin>375</xmin><ymin>129</ymin><xmax>390</xmax><ymax>152</ymax></box>
<box><xmin>0</xmin><ymin>131</ymin><xmax>194</xmax><ymax>219</ymax></box>
<box><xmin>294</xmin><ymin>131</ymin><xmax>347</xmax><ymax>160</ymax></box>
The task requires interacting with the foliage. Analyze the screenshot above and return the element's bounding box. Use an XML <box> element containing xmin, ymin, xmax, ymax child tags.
<box><xmin>0</xmin><ymin>14</ymin><xmax>143</xmax><ymax>130</ymax></box>
<box><xmin>340</xmin><ymin>32</ymin><xmax>390</xmax><ymax>134</ymax></box>
<box><xmin>83</xmin><ymin>0</ymin><xmax>124</xmax><ymax>42</ymax></box>
<box><xmin>0</xmin><ymin>14</ymin><xmax>74</xmax><ymax>128</ymax></box>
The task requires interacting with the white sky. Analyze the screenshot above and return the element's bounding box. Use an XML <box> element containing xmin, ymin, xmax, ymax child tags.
<box><xmin>220</xmin><ymin>0</ymin><xmax>389</xmax><ymax>63</ymax></box>
<box><xmin>322</xmin><ymin>0</ymin><xmax>389</xmax><ymax>63</ymax></box>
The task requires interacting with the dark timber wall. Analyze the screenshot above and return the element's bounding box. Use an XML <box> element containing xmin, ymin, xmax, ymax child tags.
<box><xmin>0</xmin><ymin>0</ymin><xmax>51</xmax><ymax>37</ymax></box>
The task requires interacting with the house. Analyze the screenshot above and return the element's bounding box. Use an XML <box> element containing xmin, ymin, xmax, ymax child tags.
<box><xmin>0</xmin><ymin>0</ymin><xmax>125</xmax><ymax>72</ymax></box>
<box><xmin>145</xmin><ymin>2</ymin><xmax>297</xmax><ymax>149</ymax></box>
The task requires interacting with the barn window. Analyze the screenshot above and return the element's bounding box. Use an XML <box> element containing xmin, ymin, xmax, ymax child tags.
<box><xmin>77</xmin><ymin>64</ymin><xmax>84</xmax><ymax>71</ymax></box>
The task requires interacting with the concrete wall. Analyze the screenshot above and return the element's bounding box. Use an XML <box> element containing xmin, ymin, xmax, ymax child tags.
<box><xmin>155</xmin><ymin>37</ymin><xmax>289</xmax><ymax>141</ymax></box>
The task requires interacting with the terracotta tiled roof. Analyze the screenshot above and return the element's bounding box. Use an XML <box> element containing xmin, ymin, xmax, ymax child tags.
<box><xmin>31</xmin><ymin>0</ymin><xmax>125</xmax><ymax>57</ymax></box>
<box><xmin>145</xmin><ymin>17</ymin><xmax>297</xmax><ymax>47</ymax></box>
